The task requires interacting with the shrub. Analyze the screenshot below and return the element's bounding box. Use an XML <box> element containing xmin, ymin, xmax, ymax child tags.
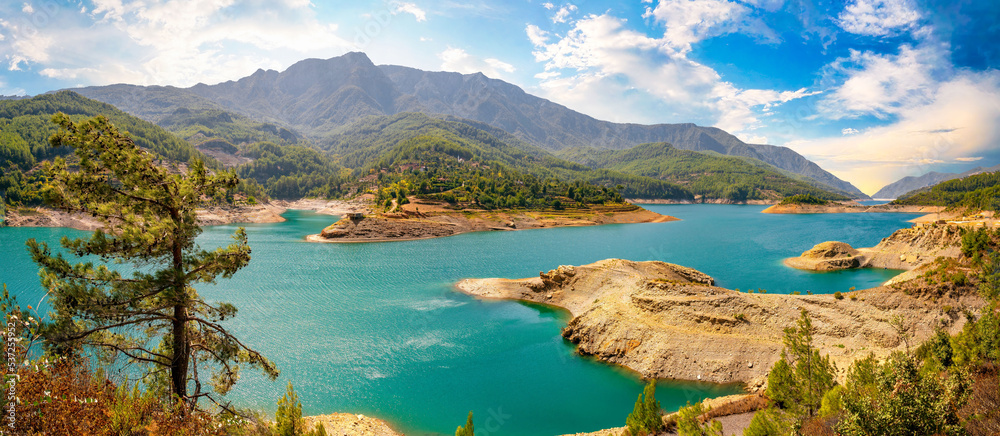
<box><xmin>834</xmin><ymin>291</ymin><xmax>844</xmax><ymax>300</ymax></box>
<box><xmin>675</xmin><ymin>402</ymin><xmax>722</xmax><ymax>436</ymax></box>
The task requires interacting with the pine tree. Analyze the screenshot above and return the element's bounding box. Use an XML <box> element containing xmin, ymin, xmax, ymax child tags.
<box><xmin>27</xmin><ymin>114</ymin><xmax>277</xmax><ymax>406</ymax></box>
<box><xmin>765</xmin><ymin>309</ymin><xmax>836</xmax><ymax>418</ymax></box>
<box><xmin>276</xmin><ymin>382</ymin><xmax>304</xmax><ymax>436</ymax></box>
<box><xmin>625</xmin><ymin>381</ymin><xmax>663</xmax><ymax>436</ymax></box>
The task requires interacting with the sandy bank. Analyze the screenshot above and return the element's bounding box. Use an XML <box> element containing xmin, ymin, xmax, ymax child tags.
<box><xmin>303</xmin><ymin>413</ymin><xmax>402</xmax><ymax>436</ymax></box>
<box><xmin>308</xmin><ymin>203</ymin><xmax>676</xmax><ymax>243</ymax></box>
<box><xmin>762</xmin><ymin>203</ymin><xmax>944</xmax><ymax>214</ymax></box>
<box><xmin>457</xmin><ymin>259</ymin><xmax>983</xmax><ymax>387</ymax></box>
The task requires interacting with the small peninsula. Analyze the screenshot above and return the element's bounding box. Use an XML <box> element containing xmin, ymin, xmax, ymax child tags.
<box><xmin>457</xmin><ymin>257</ymin><xmax>983</xmax><ymax>386</ymax></box>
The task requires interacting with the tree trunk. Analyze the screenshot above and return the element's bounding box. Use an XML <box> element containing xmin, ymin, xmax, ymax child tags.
<box><xmin>170</xmin><ymin>208</ymin><xmax>189</xmax><ymax>401</ymax></box>
<box><xmin>171</xmin><ymin>303</ymin><xmax>189</xmax><ymax>400</ymax></box>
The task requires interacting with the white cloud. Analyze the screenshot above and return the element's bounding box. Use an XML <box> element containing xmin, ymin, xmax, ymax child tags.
<box><xmin>394</xmin><ymin>2</ymin><xmax>427</xmax><ymax>22</ymax></box>
<box><xmin>644</xmin><ymin>0</ymin><xmax>776</xmax><ymax>53</ymax></box>
<box><xmin>821</xmin><ymin>44</ymin><xmax>946</xmax><ymax>119</ymax></box>
<box><xmin>956</xmin><ymin>157</ymin><xmax>984</xmax><ymax>162</ymax></box>
<box><xmin>552</xmin><ymin>4</ymin><xmax>577</xmax><ymax>24</ymax></box>
<box><xmin>21</xmin><ymin>3</ymin><xmax>33</xmax><ymax>14</ymax></box>
<box><xmin>842</xmin><ymin>127</ymin><xmax>860</xmax><ymax>135</ymax></box>
<box><xmin>1</xmin><ymin>0</ymin><xmax>353</xmax><ymax>87</ymax></box>
<box><xmin>527</xmin><ymin>13</ymin><xmax>811</xmax><ymax>134</ymax></box>
<box><xmin>542</xmin><ymin>2</ymin><xmax>555</xmax><ymax>10</ymax></box>
<box><xmin>792</xmin><ymin>71</ymin><xmax>1000</xmax><ymax>194</ymax></box>
<box><xmin>738</xmin><ymin>133</ymin><xmax>768</xmax><ymax>144</ymax></box>
<box><xmin>525</xmin><ymin>24</ymin><xmax>549</xmax><ymax>46</ymax></box>
<box><xmin>438</xmin><ymin>47</ymin><xmax>515</xmax><ymax>78</ymax></box>
<box><xmin>838</xmin><ymin>0</ymin><xmax>920</xmax><ymax>37</ymax></box>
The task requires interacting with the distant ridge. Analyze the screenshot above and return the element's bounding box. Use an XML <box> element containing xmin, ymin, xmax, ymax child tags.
<box><xmin>873</xmin><ymin>164</ymin><xmax>1000</xmax><ymax>199</ymax></box>
<box><xmin>73</xmin><ymin>52</ymin><xmax>867</xmax><ymax>198</ymax></box>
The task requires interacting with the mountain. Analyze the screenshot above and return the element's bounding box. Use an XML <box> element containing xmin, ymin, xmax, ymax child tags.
<box><xmin>73</xmin><ymin>52</ymin><xmax>867</xmax><ymax>198</ymax></box>
<box><xmin>873</xmin><ymin>164</ymin><xmax>1000</xmax><ymax>199</ymax></box>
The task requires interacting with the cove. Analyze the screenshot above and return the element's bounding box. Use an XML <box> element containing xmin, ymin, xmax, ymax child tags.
<box><xmin>0</xmin><ymin>204</ymin><xmax>921</xmax><ymax>435</ymax></box>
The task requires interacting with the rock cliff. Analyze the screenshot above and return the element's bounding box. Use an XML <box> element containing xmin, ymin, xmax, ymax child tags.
<box><xmin>457</xmin><ymin>259</ymin><xmax>983</xmax><ymax>386</ymax></box>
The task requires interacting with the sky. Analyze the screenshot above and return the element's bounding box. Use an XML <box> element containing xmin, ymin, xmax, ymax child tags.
<box><xmin>1</xmin><ymin>0</ymin><xmax>999</xmax><ymax>195</ymax></box>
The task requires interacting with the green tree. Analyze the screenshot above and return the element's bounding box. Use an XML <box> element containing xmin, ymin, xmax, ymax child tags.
<box><xmin>455</xmin><ymin>411</ymin><xmax>474</xmax><ymax>436</ymax></box>
<box><xmin>276</xmin><ymin>382</ymin><xmax>304</xmax><ymax>436</ymax></box>
<box><xmin>676</xmin><ymin>401</ymin><xmax>723</xmax><ymax>436</ymax></box>
<box><xmin>625</xmin><ymin>381</ymin><xmax>663</xmax><ymax>436</ymax></box>
<box><xmin>766</xmin><ymin>309</ymin><xmax>836</xmax><ymax>420</ymax></box>
<box><xmin>27</xmin><ymin>114</ymin><xmax>277</xmax><ymax>406</ymax></box>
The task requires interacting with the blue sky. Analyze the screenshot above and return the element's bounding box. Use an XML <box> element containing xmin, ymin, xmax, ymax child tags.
<box><xmin>1</xmin><ymin>0</ymin><xmax>999</xmax><ymax>194</ymax></box>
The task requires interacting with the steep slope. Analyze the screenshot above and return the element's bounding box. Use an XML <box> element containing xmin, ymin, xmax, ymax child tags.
<box><xmin>74</xmin><ymin>52</ymin><xmax>865</xmax><ymax>197</ymax></box>
<box><xmin>874</xmin><ymin>164</ymin><xmax>1000</xmax><ymax>199</ymax></box>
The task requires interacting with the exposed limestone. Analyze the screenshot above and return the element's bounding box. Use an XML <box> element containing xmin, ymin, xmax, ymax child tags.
<box><xmin>785</xmin><ymin>224</ymin><xmax>965</xmax><ymax>273</ymax></box>
<box><xmin>858</xmin><ymin>224</ymin><xmax>964</xmax><ymax>270</ymax></box>
<box><xmin>303</xmin><ymin>413</ymin><xmax>402</xmax><ymax>436</ymax></box>
<box><xmin>457</xmin><ymin>259</ymin><xmax>984</xmax><ymax>387</ymax></box>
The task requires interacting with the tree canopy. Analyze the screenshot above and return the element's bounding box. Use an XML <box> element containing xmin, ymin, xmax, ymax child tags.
<box><xmin>28</xmin><ymin>113</ymin><xmax>276</xmax><ymax>409</ymax></box>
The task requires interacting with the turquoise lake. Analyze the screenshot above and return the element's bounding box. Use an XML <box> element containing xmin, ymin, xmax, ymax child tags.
<box><xmin>0</xmin><ymin>204</ymin><xmax>921</xmax><ymax>435</ymax></box>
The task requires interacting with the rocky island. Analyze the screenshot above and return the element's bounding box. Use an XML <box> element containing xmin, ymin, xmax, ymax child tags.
<box><xmin>457</xmin><ymin>257</ymin><xmax>983</xmax><ymax>387</ymax></box>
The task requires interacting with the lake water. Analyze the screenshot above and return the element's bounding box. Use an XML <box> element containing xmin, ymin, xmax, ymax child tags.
<box><xmin>0</xmin><ymin>204</ymin><xmax>921</xmax><ymax>435</ymax></box>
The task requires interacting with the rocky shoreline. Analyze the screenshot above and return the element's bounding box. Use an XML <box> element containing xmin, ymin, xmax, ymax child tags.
<box><xmin>2</xmin><ymin>198</ymin><xmax>369</xmax><ymax>231</ymax></box>
<box><xmin>308</xmin><ymin>203</ymin><xmax>677</xmax><ymax>243</ymax></box>
<box><xmin>457</xmin><ymin>258</ymin><xmax>984</xmax><ymax>387</ymax></box>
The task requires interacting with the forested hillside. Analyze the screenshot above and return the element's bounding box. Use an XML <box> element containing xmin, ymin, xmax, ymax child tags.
<box><xmin>324</xmin><ymin>113</ymin><xmax>693</xmax><ymax>201</ymax></box>
<box><xmin>892</xmin><ymin>171</ymin><xmax>1000</xmax><ymax>211</ymax></box>
<box><xmin>0</xmin><ymin>91</ymin><xmax>217</xmax><ymax>206</ymax></box>
<box><xmin>558</xmin><ymin>143</ymin><xmax>851</xmax><ymax>201</ymax></box>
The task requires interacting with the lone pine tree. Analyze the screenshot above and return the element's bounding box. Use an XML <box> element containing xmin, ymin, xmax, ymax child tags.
<box><xmin>27</xmin><ymin>113</ymin><xmax>277</xmax><ymax>407</ymax></box>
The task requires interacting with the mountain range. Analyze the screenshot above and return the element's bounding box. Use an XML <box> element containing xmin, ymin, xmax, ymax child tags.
<box><xmin>73</xmin><ymin>52</ymin><xmax>867</xmax><ymax>199</ymax></box>
<box><xmin>873</xmin><ymin>164</ymin><xmax>1000</xmax><ymax>199</ymax></box>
